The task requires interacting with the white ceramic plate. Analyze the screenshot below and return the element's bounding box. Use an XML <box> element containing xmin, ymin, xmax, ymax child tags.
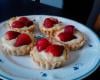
<box><xmin>0</xmin><ymin>15</ymin><xmax>100</xmax><ymax>80</ymax></box>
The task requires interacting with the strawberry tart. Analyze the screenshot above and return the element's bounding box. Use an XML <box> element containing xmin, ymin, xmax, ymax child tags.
<box><xmin>54</xmin><ymin>25</ymin><xmax>86</xmax><ymax>51</ymax></box>
<box><xmin>8</xmin><ymin>16</ymin><xmax>36</xmax><ymax>32</ymax></box>
<box><xmin>0</xmin><ymin>31</ymin><xmax>35</xmax><ymax>55</ymax></box>
<box><xmin>30</xmin><ymin>38</ymin><xmax>69</xmax><ymax>69</ymax></box>
<box><xmin>39</xmin><ymin>17</ymin><xmax>64</xmax><ymax>37</ymax></box>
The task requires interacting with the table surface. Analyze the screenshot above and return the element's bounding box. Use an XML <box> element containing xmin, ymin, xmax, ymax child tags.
<box><xmin>0</xmin><ymin>1</ymin><xmax>100</xmax><ymax>80</ymax></box>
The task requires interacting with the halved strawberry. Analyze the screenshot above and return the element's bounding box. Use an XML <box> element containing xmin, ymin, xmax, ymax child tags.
<box><xmin>50</xmin><ymin>18</ymin><xmax>58</xmax><ymax>24</ymax></box>
<box><xmin>43</xmin><ymin>18</ymin><xmax>58</xmax><ymax>28</ymax></box>
<box><xmin>18</xmin><ymin>17</ymin><xmax>29</xmax><ymax>23</ymax></box>
<box><xmin>64</xmin><ymin>25</ymin><xmax>75</xmax><ymax>34</ymax></box>
<box><xmin>5</xmin><ymin>31</ymin><xmax>20</xmax><ymax>40</ymax></box>
<box><xmin>14</xmin><ymin>33</ymin><xmax>32</xmax><ymax>47</ymax></box>
<box><xmin>36</xmin><ymin>38</ymin><xmax>51</xmax><ymax>52</ymax></box>
<box><xmin>11</xmin><ymin>21</ymin><xmax>25</xmax><ymax>28</ymax></box>
<box><xmin>45</xmin><ymin>44</ymin><xmax>64</xmax><ymax>57</ymax></box>
<box><xmin>19</xmin><ymin>17</ymin><xmax>33</xmax><ymax>26</ymax></box>
<box><xmin>25</xmin><ymin>20</ymin><xmax>33</xmax><ymax>26</ymax></box>
<box><xmin>58</xmin><ymin>32</ymin><xmax>75</xmax><ymax>42</ymax></box>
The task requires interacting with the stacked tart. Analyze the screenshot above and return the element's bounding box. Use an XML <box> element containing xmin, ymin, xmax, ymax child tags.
<box><xmin>0</xmin><ymin>16</ymin><xmax>86</xmax><ymax>69</ymax></box>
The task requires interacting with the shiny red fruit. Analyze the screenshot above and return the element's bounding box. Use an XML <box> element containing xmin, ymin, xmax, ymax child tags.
<box><xmin>36</xmin><ymin>38</ymin><xmax>51</xmax><ymax>52</ymax></box>
<box><xmin>43</xmin><ymin>18</ymin><xmax>58</xmax><ymax>28</ymax></box>
<box><xmin>58</xmin><ymin>32</ymin><xmax>75</xmax><ymax>42</ymax></box>
<box><xmin>25</xmin><ymin>21</ymin><xmax>33</xmax><ymax>26</ymax></box>
<box><xmin>45</xmin><ymin>44</ymin><xmax>64</xmax><ymax>57</ymax></box>
<box><xmin>11</xmin><ymin>21</ymin><xmax>25</xmax><ymax>28</ymax></box>
<box><xmin>64</xmin><ymin>25</ymin><xmax>75</xmax><ymax>34</ymax></box>
<box><xmin>5</xmin><ymin>31</ymin><xmax>20</xmax><ymax>40</ymax></box>
<box><xmin>15</xmin><ymin>33</ymin><xmax>32</xmax><ymax>47</ymax></box>
<box><xmin>18</xmin><ymin>17</ymin><xmax>29</xmax><ymax>22</ymax></box>
<box><xmin>19</xmin><ymin>17</ymin><xmax>33</xmax><ymax>26</ymax></box>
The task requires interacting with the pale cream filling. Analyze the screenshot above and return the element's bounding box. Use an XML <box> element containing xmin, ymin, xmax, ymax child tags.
<box><xmin>13</xmin><ymin>26</ymin><xmax>33</xmax><ymax>30</ymax></box>
<box><xmin>1</xmin><ymin>37</ymin><xmax>16</xmax><ymax>49</ymax></box>
<box><xmin>31</xmin><ymin>47</ymin><xmax>67</xmax><ymax>63</ymax></box>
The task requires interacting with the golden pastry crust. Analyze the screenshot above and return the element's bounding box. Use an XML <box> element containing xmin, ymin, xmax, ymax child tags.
<box><xmin>54</xmin><ymin>29</ymin><xmax>86</xmax><ymax>51</ymax></box>
<box><xmin>39</xmin><ymin>20</ymin><xmax>64</xmax><ymax>37</ymax></box>
<box><xmin>0</xmin><ymin>32</ymin><xmax>36</xmax><ymax>56</ymax></box>
<box><xmin>1</xmin><ymin>43</ymin><xmax>34</xmax><ymax>56</ymax></box>
<box><xmin>30</xmin><ymin>46</ymin><xmax>69</xmax><ymax>69</ymax></box>
<box><xmin>7</xmin><ymin>17</ymin><xmax>36</xmax><ymax>33</ymax></box>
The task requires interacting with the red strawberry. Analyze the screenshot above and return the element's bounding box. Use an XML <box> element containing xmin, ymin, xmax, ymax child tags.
<box><xmin>50</xmin><ymin>18</ymin><xmax>58</xmax><ymax>23</ymax></box>
<box><xmin>18</xmin><ymin>17</ymin><xmax>29</xmax><ymax>22</ymax></box>
<box><xmin>25</xmin><ymin>20</ymin><xmax>33</xmax><ymax>26</ymax></box>
<box><xmin>36</xmin><ymin>38</ymin><xmax>51</xmax><ymax>52</ymax></box>
<box><xmin>5</xmin><ymin>31</ymin><xmax>20</xmax><ymax>40</ymax></box>
<box><xmin>11</xmin><ymin>21</ymin><xmax>25</xmax><ymax>28</ymax></box>
<box><xmin>45</xmin><ymin>44</ymin><xmax>64</xmax><ymax>57</ymax></box>
<box><xmin>64</xmin><ymin>25</ymin><xmax>75</xmax><ymax>34</ymax></box>
<box><xmin>15</xmin><ymin>33</ymin><xmax>32</xmax><ymax>47</ymax></box>
<box><xmin>43</xmin><ymin>18</ymin><xmax>58</xmax><ymax>28</ymax></box>
<box><xmin>58</xmin><ymin>32</ymin><xmax>75</xmax><ymax>42</ymax></box>
<box><xmin>19</xmin><ymin>17</ymin><xmax>33</xmax><ymax>26</ymax></box>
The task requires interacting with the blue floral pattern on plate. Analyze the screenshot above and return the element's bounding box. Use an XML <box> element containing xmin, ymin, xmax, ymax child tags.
<box><xmin>0</xmin><ymin>59</ymin><xmax>3</xmax><ymax>63</ymax></box>
<box><xmin>73</xmin><ymin>63</ymin><xmax>83</xmax><ymax>70</ymax></box>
